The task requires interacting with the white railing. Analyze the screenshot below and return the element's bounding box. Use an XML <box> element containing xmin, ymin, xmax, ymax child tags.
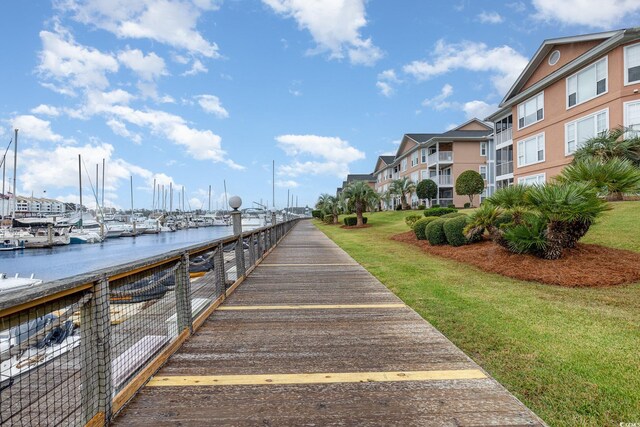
<box><xmin>495</xmin><ymin>128</ymin><xmax>513</xmax><ymax>145</ymax></box>
<box><xmin>496</xmin><ymin>161</ymin><xmax>514</xmax><ymax>177</ymax></box>
<box><xmin>437</xmin><ymin>198</ymin><xmax>454</xmax><ymax>207</ymax></box>
<box><xmin>427</xmin><ymin>151</ymin><xmax>454</xmax><ymax>165</ymax></box>
<box><xmin>438</xmin><ymin>175</ymin><xmax>453</xmax><ymax>186</ymax></box>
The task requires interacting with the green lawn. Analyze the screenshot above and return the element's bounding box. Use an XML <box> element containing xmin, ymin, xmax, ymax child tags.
<box><xmin>315</xmin><ymin>201</ymin><xmax>640</xmax><ymax>427</ymax></box>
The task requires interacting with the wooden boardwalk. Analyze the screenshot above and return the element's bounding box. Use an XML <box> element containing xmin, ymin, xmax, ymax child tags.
<box><xmin>113</xmin><ymin>220</ymin><xmax>545</xmax><ymax>426</ymax></box>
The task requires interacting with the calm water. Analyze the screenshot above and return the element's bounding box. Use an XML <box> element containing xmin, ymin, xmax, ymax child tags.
<box><xmin>0</xmin><ymin>226</ymin><xmax>235</xmax><ymax>281</ymax></box>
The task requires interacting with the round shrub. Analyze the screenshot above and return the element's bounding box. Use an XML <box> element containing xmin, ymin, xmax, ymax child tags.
<box><xmin>423</xmin><ymin>207</ymin><xmax>458</xmax><ymax>217</ymax></box>
<box><xmin>463</xmin><ymin>202</ymin><xmax>471</xmax><ymax>209</ymax></box>
<box><xmin>405</xmin><ymin>214</ymin><xmax>422</xmax><ymax>228</ymax></box>
<box><xmin>443</xmin><ymin>215</ymin><xmax>471</xmax><ymax>247</ymax></box>
<box><xmin>426</xmin><ymin>218</ymin><xmax>447</xmax><ymax>245</ymax></box>
<box><xmin>440</xmin><ymin>212</ymin><xmax>467</xmax><ymax>219</ymax></box>
<box><xmin>311</xmin><ymin>209</ymin><xmax>323</xmax><ymax>219</ymax></box>
<box><xmin>413</xmin><ymin>216</ymin><xmax>440</xmax><ymax>240</ymax></box>
<box><xmin>417</xmin><ymin>204</ymin><xmax>426</xmax><ymax>210</ymax></box>
<box><xmin>323</xmin><ymin>214</ymin><xmax>334</xmax><ymax>224</ymax></box>
<box><xmin>344</xmin><ymin>216</ymin><xmax>368</xmax><ymax>226</ymax></box>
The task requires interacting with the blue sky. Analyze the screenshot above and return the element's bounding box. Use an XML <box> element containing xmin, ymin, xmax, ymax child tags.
<box><xmin>1</xmin><ymin>0</ymin><xmax>639</xmax><ymax>211</ymax></box>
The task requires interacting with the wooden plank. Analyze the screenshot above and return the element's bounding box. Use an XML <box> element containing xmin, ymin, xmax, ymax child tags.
<box><xmin>217</xmin><ymin>304</ymin><xmax>406</xmax><ymax>311</ymax></box>
<box><xmin>85</xmin><ymin>411</ymin><xmax>105</xmax><ymax>427</ymax></box>
<box><xmin>147</xmin><ymin>369</ymin><xmax>487</xmax><ymax>387</ymax></box>
<box><xmin>111</xmin><ymin>335</ymin><xmax>170</xmax><ymax>390</ymax></box>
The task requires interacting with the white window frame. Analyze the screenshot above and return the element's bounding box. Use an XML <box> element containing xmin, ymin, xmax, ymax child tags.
<box><xmin>517</xmin><ymin>92</ymin><xmax>544</xmax><ymax>130</ymax></box>
<box><xmin>517</xmin><ymin>132</ymin><xmax>545</xmax><ymax>167</ymax></box>
<box><xmin>420</xmin><ymin>148</ymin><xmax>427</xmax><ymax>164</ymax></box>
<box><xmin>479</xmin><ymin>165</ymin><xmax>487</xmax><ymax>180</ymax></box>
<box><xmin>518</xmin><ymin>173</ymin><xmax>546</xmax><ymax>186</ymax></box>
<box><xmin>624</xmin><ymin>100</ymin><xmax>640</xmax><ymax>137</ymax></box>
<box><xmin>566</xmin><ymin>56</ymin><xmax>608</xmax><ymax>109</ymax></box>
<box><xmin>480</xmin><ymin>142</ymin><xmax>487</xmax><ymax>156</ymax></box>
<box><xmin>624</xmin><ymin>42</ymin><xmax>640</xmax><ymax>86</ymax></box>
<box><xmin>401</xmin><ymin>158</ymin><xmax>407</xmax><ymax>172</ymax></box>
<box><xmin>564</xmin><ymin>108</ymin><xmax>609</xmax><ymax>156</ymax></box>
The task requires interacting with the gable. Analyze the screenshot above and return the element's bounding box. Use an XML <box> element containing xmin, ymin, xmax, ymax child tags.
<box><xmin>522</xmin><ymin>39</ymin><xmax>602</xmax><ymax>91</ymax></box>
<box><xmin>373</xmin><ymin>157</ymin><xmax>390</xmax><ymax>173</ymax></box>
<box><xmin>456</xmin><ymin>120</ymin><xmax>491</xmax><ymax>131</ymax></box>
<box><xmin>395</xmin><ymin>136</ymin><xmax>419</xmax><ymax>157</ymax></box>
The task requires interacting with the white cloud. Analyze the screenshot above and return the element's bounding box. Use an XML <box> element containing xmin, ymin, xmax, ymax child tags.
<box><xmin>38</xmin><ymin>25</ymin><xmax>119</xmax><ymax>92</ymax></box>
<box><xmin>461</xmin><ymin>100</ymin><xmax>497</xmax><ymax>120</ymax></box>
<box><xmin>196</xmin><ymin>94</ymin><xmax>229</xmax><ymax>118</ymax></box>
<box><xmin>532</xmin><ymin>0</ymin><xmax>640</xmax><ymax>28</ymax></box>
<box><xmin>106</xmin><ymin>118</ymin><xmax>142</xmax><ymax>144</ymax></box>
<box><xmin>422</xmin><ymin>84</ymin><xmax>454</xmax><ymax>110</ymax></box>
<box><xmin>275</xmin><ymin>179</ymin><xmax>299</xmax><ymax>188</ymax></box>
<box><xmin>376</xmin><ymin>68</ymin><xmax>400</xmax><ymax>97</ymax></box>
<box><xmin>477</xmin><ymin>11</ymin><xmax>503</xmax><ymax>24</ymax></box>
<box><xmin>61</xmin><ymin>0</ymin><xmax>221</xmax><ymax>57</ymax></box>
<box><xmin>182</xmin><ymin>59</ymin><xmax>208</xmax><ymax>76</ymax></box>
<box><xmin>276</xmin><ymin>134</ymin><xmax>365</xmax><ymax>178</ymax></box>
<box><xmin>403</xmin><ymin>39</ymin><xmax>528</xmax><ymax>95</ymax></box>
<box><xmin>117</xmin><ymin>49</ymin><xmax>167</xmax><ymax>80</ymax></box>
<box><xmin>11</xmin><ymin>115</ymin><xmax>63</xmax><ymax>142</ymax></box>
<box><xmin>262</xmin><ymin>0</ymin><xmax>383</xmax><ymax>66</ymax></box>
<box><xmin>31</xmin><ymin>104</ymin><xmax>61</xmax><ymax>116</ymax></box>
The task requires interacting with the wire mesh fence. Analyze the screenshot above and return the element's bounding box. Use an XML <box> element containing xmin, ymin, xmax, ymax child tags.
<box><xmin>0</xmin><ymin>218</ymin><xmax>300</xmax><ymax>426</ymax></box>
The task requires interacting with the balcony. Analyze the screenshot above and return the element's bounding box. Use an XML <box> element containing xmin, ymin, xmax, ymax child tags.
<box><xmin>427</xmin><ymin>151</ymin><xmax>454</xmax><ymax>165</ymax></box>
<box><xmin>495</xmin><ymin>128</ymin><xmax>513</xmax><ymax>146</ymax></box>
<box><xmin>437</xmin><ymin>198</ymin><xmax>454</xmax><ymax>207</ymax></box>
<box><xmin>426</xmin><ymin>175</ymin><xmax>452</xmax><ymax>186</ymax></box>
<box><xmin>496</xmin><ymin>161</ymin><xmax>514</xmax><ymax>177</ymax></box>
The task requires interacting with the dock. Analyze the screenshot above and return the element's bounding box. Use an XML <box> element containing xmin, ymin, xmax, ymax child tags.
<box><xmin>113</xmin><ymin>220</ymin><xmax>545</xmax><ymax>426</ymax></box>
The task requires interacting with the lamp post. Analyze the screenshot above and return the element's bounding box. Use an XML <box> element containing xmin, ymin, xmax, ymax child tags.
<box><xmin>228</xmin><ymin>196</ymin><xmax>245</xmax><ymax>278</ymax></box>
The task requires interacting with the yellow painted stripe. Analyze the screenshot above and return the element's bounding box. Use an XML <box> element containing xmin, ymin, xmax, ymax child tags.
<box><xmin>218</xmin><ymin>304</ymin><xmax>406</xmax><ymax>311</ymax></box>
<box><xmin>259</xmin><ymin>263</ymin><xmax>359</xmax><ymax>267</ymax></box>
<box><xmin>148</xmin><ymin>369</ymin><xmax>487</xmax><ymax>387</ymax></box>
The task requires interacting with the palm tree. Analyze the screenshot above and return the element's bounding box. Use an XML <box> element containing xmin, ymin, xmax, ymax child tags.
<box><xmin>315</xmin><ymin>193</ymin><xmax>339</xmax><ymax>224</ymax></box>
<box><xmin>555</xmin><ymin>157</ymin><xmax>640</xmax><ymax>201</ymax></box>
<box><xmin>342</xmin><ymin>181</ymin><xmax>379</xmax><ymax>226</ymax></box>
<box><xmin>390</xmin><ymin>177</ymin><xmax>416</xmax><ymax>210</ymax></box>
<box><xmin>573</xmin><ymin>127</ymin><xmax>640</xmax><ymax>166</ymax></box>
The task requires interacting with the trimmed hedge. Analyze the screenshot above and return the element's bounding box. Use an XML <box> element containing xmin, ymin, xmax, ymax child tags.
<box><xmin>343</xmin><ymin>216</ymin><xmax>368</xmax><ymax>226</ymax></box>
<box><xmin>323</xmin><ymin>214</ymin><xmax>334</xmax><ymax>224</ymax></box>
<box><xmin>311</xmin><ymin>209</ymin><xmax>323</xmax><ymax>219</ymax></box>
<box><xmin>440</xmin><ymin>212</ymin><xmax>467</xmax><ymax>219</ymax></box>
<box><xmin>417</xmin><ymin>204</ymin><xmax>426</xmax><ymax>210</ymax></box>
<box><xmin>426</xmin><ymin>218</ymin><xmax>448</xmax><ymax>245</ymax></box>
<box><xmin>405</xmin><ymin>214</ymin><xmax>422</xmax><ymax>228</ymax></box>
<box><xmin>423</xmin><ymin>207</ymin><xmax>458</xmax><ymax>217</ymax></box>
<box><xmin>413</xmin><ymin>216</ymin><xmax>440</xmax><ymax>240</ymax></box>
<box><xmin>443</xmin><ymin>215</ymin><xmax>471</xmax><ymax>247</ymax></box>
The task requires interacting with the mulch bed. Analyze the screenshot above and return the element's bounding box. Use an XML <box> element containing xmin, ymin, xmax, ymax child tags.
<box><xmin>391</xmin><ymin>231</ymin><xmax>640</xmax><ymax>287</ymax></box>
<box><xmin>340</xmin><ymin>224</ymin><xmax>371</xmax><ymax>229</ymax></box>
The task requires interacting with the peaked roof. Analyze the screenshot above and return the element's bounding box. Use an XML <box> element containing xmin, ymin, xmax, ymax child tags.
<box><xmin>346</xmin><ymin>174</ymin><xmax>375</xmax><ymax>182</ymax></box>
<box><xmin>379</xmin><ymin>155</ymin><xmax>395</xmax><ymax>165</ymax></box>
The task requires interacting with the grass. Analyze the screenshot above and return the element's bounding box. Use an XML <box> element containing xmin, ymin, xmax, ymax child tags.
<box><xmin>314</xmin><ymin>201</ymin><xmax>640</xmax><ymax>427</ymax></box>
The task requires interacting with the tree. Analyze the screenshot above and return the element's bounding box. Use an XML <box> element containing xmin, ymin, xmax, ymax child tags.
<box><xmin>315</xmin><ymin>193</ymin><xmax>339</xmax><ymax>224</ymax></box>
<box><xmin>455</xmin><ymin>170</ymin><xmax>485</xmax><ymax>207</ymax></box>
<box><xmin>573</xmin><ymin>127</ymin><xmax>640</xmax><ymax>166</ymax></box>
<box><xmin>342</xmin><ymin>181</ymin><xmax>379</xmax><ymax>226</ymax></box>
<box><xmin>390</xmin><ymin>177</ymin><xmax>416</xmax><ymax>210</ymax></box>
<box><xmin>416</xmin><ymin>179</ymin><xmax>437</xmax><ymax>206</ymax></box>
<box><xmin>556</xmin><ymin>158</ymin><xmax>640</xmax><ymax>201</ymax></box>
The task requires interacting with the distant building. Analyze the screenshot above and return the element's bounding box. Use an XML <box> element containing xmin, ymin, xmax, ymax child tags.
<box><xmin>487</xmin><ymin>28</ymin><xmax>640</xmax><ymax>187</ymax></box>
<box><xmin>1</xmin><ymin>195</ymin><xmax>67</xmax><ymax>218</ymax></box>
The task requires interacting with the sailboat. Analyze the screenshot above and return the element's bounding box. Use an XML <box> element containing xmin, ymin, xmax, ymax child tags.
<box><xmin>69</xmin><ymin>155</ymin><xmax>103</xmax><ymax>244</ymax></box>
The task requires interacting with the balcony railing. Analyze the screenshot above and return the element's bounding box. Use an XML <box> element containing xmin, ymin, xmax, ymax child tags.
<box><xmin>437</xmin><ymin>198</ymin><xmax>454</xmax><ymax>207</ymax></box>
<box><xmin>495</xmin><ymin>128</ymin><xmax>513</xmax><ymax>145</ymax></box>
<box><xmin>496</xmin><ymin>161</ymin><xmax>514</xmax><ymax>177</ymax></box>
<box><xmin>438</xmin><ymin>175</ymin><xmax>453</xmax><ymax>186</ymax></box>
<box><xmin>427</xmin><ymin>151</ymin><xmax>453</xmax><ymax>165</ymax></box>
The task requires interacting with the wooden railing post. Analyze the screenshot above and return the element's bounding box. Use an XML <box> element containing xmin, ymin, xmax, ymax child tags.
<box><xmin>175</xmin><ymin>252</ymin><xmax>192</xmax><ymax>334</ymax></box>
<box><xmin>81</xmin><ymin>275</ymin><xmax>112</xmax><ymax>424</ymax></box>
<box><xmin>248</xmin><ymin>233</ymin><xmax>256</xmax><ymax>268</ymax></box>
<box><xmin>231</xmin><ymin>210</ymin><xmax>246</xmax><ymax>278</ymax></box>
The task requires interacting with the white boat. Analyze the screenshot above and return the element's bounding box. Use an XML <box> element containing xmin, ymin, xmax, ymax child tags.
<box><xmin>141</xmin><ymin>218</ymin><xmax>161</xmax><ymax>234</ymax></box>
<box><xmin>0</xmin><ymin>273</ymin><xmax>43</xmax><ymax>293</ymax></box>
<box><xmin>2</xmin><ymin>227</ymin><xmax>70</xmax><ymax>248</ymax></box>
<box><xmin>241</xmin><ymin>208</ymin><xmax>268</xmax><ymax>229</ymax></box>
<box><xmin>69</xmin><ymin>228</ymin><xmax>103</xmax><ymax>244</ymax></box>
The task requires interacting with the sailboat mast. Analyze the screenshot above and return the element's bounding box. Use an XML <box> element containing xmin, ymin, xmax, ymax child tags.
<box><xmin>130</xmin><ymin>176</ymin><xmax>134</xmax><ymax>216</ymax></box>
<box><xmin>169</xmin><ymin>182</ymin><xmax>173</xmax><ymax>213</ymax></box>
<box><xmin>152</xmin><ymin>178</ymin><xmax>156</xmax><ymax>212</ymax></box>
<box><xmin>208</xmin><ymin>185</ymin><xmax>211</xmax><ymax>214</ymax></box>
<box><xmin>223</xmin><ymin>180</ymin><xmax>228</xmax><ymax>212</ymax></box>
<box><xmin>96</xmin><ymin>163</ymin><xmax>99</xmax><ymax>213</ymax></box>
<box><xmin>78</xmin><ymin>154</ymin><xmax>83</xmax><ymax>231</ymax></box>
<box><xmin>2</xmin><ymin>152</ymin><xmax>5</xmax><ymax>218</ymax></box>
<box><xmin>102</xmin><ymin>158</ymin><xmax>105</xmax><ymax>211</ymax></box>
<box><xmin>11</xmin><ymin>129</ymin><xmax>18</xmax><ymax>220</ymax></box>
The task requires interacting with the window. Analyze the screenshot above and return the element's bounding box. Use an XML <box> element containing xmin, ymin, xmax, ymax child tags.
<box><xmin>625</xmin><ymin>42</ymin><xmax>640</xmax><ymax>85</ymax></box>
<box><xmin>624</xmin><ymin>101</ymin><xmax>640</xmax><ymax>136</ymax></box>
<box><xmin>421</xmin><ymin>148</ymin><xmax>427</xmax><ymax>163</ymax></box>
<box><xmin>567</xmin><ymin>57</ymin><xmax>607</xmax><ymax>108</ymax></box>
<box><xmin>411</xmin><ymin>172</ymin><xmax>419</xmax><ymax>183</ymax></box>
<box><xmin>565</xmin><ymin>109</ymin><xmax>608</xmax><ymax>154</ymax></box>
<box><xmin>479</xmin><ymin>165</ymin><xmax>487</xmax><ymax>180</ymax></box>
<box><xmin>480</xmin><ymin>142</ymin><xmax>487</xmax><ymax>156</ymax></box>
<box><xmin>517</xmin><ymin>92</ymin><xmax>544</xmax><ymax>129</ymax></box>
<box><xmin>518</xmin><ymin>173</ymin><xmax>545</xmax><ymax>186</ymax></box>
<box><xmin>517</xmin><ymin>133</ymin><xmax>545</xmax><ymax>167</ymax></box>
<box><xmin>548</xmin><ymin>50</ymin><xmax>561</xmax><ymax>66</ymax></box>
<box><xmin>411</xmin><ymin>152</ymin><xmax>419</xmax><ymax>167</ymax></box>
<box><xmin>401</xmin><ymin>158</ymin><xmax>407</xmax><ymax>171</ymax></box>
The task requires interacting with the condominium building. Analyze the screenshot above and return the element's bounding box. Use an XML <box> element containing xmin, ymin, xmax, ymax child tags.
<box><xmin>372</xmin><ymin>119</ymin><xmax>494</xmax><ymax>208</ymax></box>
<box><xmin>487</xmin><ymin>28</ymin><xmax>640</xmax><ymax>187</ymax></box>
<box><xmin>6</xmin><ymin>195</ymin><xmax>68</xmax><ymax>217</ymax></box>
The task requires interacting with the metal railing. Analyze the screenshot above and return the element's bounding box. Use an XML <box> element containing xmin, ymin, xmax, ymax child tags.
<box><xmin>0</xmin><ymin>217</ymin><xmax>301</xmax><ymax>426</ymax></box>
<box><xmin>427</xmin><ymin>151</ymin><xmax>453</xmax><ymax>165</ymax></box>
<box><xmin>496</xmin><ymin>161</ymin><xmax>514</xmax><ymax>177</ymax></box>
<box><xmin>495</xmin><ymin>128</ymin><xmax>512</xmax><ymax>145</ymax></box>
<box><xmin>437</xmin><ymin>198</ymin><xmax>454</xmax><ymax>207</ymax></box>
<box><xmin>438</xmin><ymin>175</ymin><xmax>453</xmax><ymax>186</ymax></box>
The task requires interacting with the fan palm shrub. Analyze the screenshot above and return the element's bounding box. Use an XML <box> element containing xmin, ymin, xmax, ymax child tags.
<box><xmin>315</xmin><ymin>193</ymin><xmax>340</xmax><ymax>224</ymax></box>
<box><xmin>556</xmin><ymin>158</ymin><xmax>640</xmax><ymax>201</ymax></box>
<box><xmin>573</xmin><ymin>127</ymin><xmax>640</xmax><ymax>166</ymax></box>
<box><xmin>464</xmin><ymin>203</ymin><xmax>503</xmax><ymax>241</ymax></box>
<box><xmin>390</xmin><ymin>177</ymin><xmax>416</xmax><ymax>210</ymax></box>
<box><xmin>341</xmin><ymin>181</ymin><xmax>379</xmax><ymax>226</ymax></box>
